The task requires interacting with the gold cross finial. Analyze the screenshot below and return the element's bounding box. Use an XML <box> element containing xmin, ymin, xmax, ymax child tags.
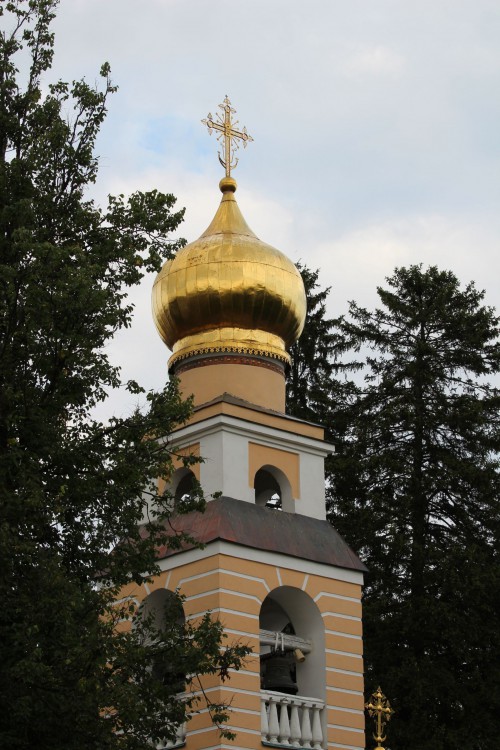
<box><xmin>365</xmin><ymin>687</ymin><xmax>394</xmax><ymax>750</ymax></box>
<box><xmin>202</xmin><ymin>96</ymin><xmax>253</xmax><ymax>177</ymax></box>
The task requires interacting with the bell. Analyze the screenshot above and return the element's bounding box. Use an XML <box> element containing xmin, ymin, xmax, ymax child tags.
<box><xmin>262</xmin><ymin>652</ymin><xmax>298</xmax><ymax>695</ymax></box>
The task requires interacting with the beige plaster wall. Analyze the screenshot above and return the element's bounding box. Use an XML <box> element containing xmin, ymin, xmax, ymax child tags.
<box><xmin>178</xmin><ymin>362</ymin><xmax>285</xmax><ymax>411</ymax></box>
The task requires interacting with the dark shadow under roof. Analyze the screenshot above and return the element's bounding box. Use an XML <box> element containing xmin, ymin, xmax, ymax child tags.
<box><xmin>157</xmin><ymin>496</ymin><xmax>367</xmax><ymax>573</ymax></box>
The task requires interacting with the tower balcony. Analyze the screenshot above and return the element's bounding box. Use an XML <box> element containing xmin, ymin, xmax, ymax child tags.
<box><xmin>154</xmin><ymin>721</ymin><xmax>186</xmax><ymax>749</ymax></box>
<box><xmin>261</xmin><ymin>690</ymin><xmax>325</xmax><ymax>749</ymax></box>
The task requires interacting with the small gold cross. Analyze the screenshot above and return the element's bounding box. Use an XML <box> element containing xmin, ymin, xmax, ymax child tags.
<box><xmin>365</xmin><ymin>687</ymin><xmax>394</xmax><ymax>750</ymax></box>
<box><xmin>202</xmin><ymin>96</ymin><xmax>253</xmax><ymax>177</ymax></box>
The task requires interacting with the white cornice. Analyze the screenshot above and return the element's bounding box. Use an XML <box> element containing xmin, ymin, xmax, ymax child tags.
<box><xmin>164</xmin><ymin>413</ymin><xmax>335</xmax><ymax>457</ymax></box>
<box><xmin>158</xmin><ymin>541</ymin><xmax>364</xmax><ymax>586</ymax></box>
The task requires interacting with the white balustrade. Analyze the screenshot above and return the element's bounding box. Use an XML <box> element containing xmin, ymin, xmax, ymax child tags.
<box><xmin>156</xmin><ymin>721</ymin><xmax>186</xmax><ymax>749</ymax></box>
<box><xmin>261</xmin><ymin>691</ymin><xmax>325</xmax><ymax>749</ymax></box>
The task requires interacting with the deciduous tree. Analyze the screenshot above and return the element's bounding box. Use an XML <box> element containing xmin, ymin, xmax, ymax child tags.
<box><xmin>0</xmin><ymin>2</ymin><xmax>247</xmax><ymax>748</ymax></box>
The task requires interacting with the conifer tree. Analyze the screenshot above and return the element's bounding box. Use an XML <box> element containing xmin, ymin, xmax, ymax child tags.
<box><xmin>287</xmin><ymin>264</ymin><xmax>336</xmax><ymax>423</ymax></box>
<box><xmin>329</xmin><ymin>265</ymin><xmax>500</xmax><ymax>750</ymax></box>
<box><xmin>0</xmin><ymin>2</ymin><xmax>246</xmax><ymax>748</ymax></box>
<box><xmin>286</xmin><ymin>263</ymin><xmax>354</xmax><ymax>433</ymax></box>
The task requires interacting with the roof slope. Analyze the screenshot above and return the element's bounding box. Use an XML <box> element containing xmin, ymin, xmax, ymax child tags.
<box><xmin>157</xmin><ymin>496</ymin><xmax>367</xmax><ymax>573</ymax></box>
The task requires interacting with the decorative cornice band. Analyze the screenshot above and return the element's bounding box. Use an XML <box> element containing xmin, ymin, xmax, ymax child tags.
<box><xmin>169</xmin><ymin>345</ymin><xmax>290</xmax><ymax>373</ymax></box>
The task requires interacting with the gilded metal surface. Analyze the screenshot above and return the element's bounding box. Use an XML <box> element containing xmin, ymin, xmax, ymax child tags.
<box><xmin>202</xmin><ymin>96</ymin><xmax>253</xmax><ymax>177</ymax></box>
<box><xmin>169</xmin><ymin>328</ymin><xmax>291</xmax><ymax>369</ymax></box>
<box><xmin>365</xmin><ymin>687</ymin><xmax>394</xmax><ymax>750</ymax></box>
<box><xmin>152</xmin><ymin>179</ymin><xmax>306</xmax><ymax>370</ymax></box>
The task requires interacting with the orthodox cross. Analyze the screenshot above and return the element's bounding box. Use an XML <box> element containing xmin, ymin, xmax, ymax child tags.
<box><xmin>365</xmin><ymin>687</ymin><xmax>394</xmax><ymax>750</ymax></box>
<box><xmin>202</xmin><ymin>96</ymin><xmax>253</xmax><ymax>177</ymax></box>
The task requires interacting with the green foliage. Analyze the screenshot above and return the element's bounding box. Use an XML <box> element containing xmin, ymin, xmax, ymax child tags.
<box><xmin>286</xmin><ymin>263</ymin><xmax>354</xmax><ymax>432</ymax></box>
<box><xmin>328</xmin><ymin>265</ymin><xmax>500</xmax><ymax>750</ymax></box>
<box><xmin>287</xmin><ymin>263</ymin><xmax>500</xmax><ymax>748</ymax></box>
<box><xmin>0</xmin><ymin>2</ymin><xmax>248</xmax><ymax>748</ymax></box>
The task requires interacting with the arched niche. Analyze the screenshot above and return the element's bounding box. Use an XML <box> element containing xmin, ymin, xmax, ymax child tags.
<box><xmin>254</xmin><ymin>465</ymin><xmax>294</xmax><ymax>513</ymax></box>
<box><xmin>259</xmin><ymin>586</ymin><xmax>326</xmax><ymax>702</ymax></box>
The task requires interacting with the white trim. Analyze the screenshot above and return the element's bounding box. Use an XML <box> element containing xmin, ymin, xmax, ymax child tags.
<box><xmin>177</xmin><ymin>569</ymin><xmax>221</xmax><ymax>585</ymax></box>
<box><xmin>323</xmin><ymin>612</ymin><xmax>361</xmax><ymax>622</ymax></box>
<box><xmin>327</xmin><ymin>707</ymin><xmax>364</xmax><ymax>716</ymax></box>
<box><xmin>314</xmin><ymin>591</ymin><xmax>361</xmax><ymax>603</ymax></box>
<box><xmin>326</xmin><ymin>649</ymin><xmax>363</xmax><ymax>659</ymax></box>
<box><xmin>215</xmin><ymin>688</ymin><xmax>260</xmax><ymax>699</ymax></box>
<box><xmin>184</xmin><ymin>725</ymin><xmax>217</xmax><ymax>736</ymax></box>
<box><xmin>158</xmin><ymin>542</ymin><xmax>363</xmax><ymax>584</ymax></box>
<box><xmin>223</xmin><ymin>627</ymin><xmax>259</xmax><ymax>640</ymax></box>
<box><xmin>325</xmin><ymin>630</ymin><xmax>362</xmax><ymax>641</ymax></box>
<box><xmin>167</xmin><ymin>413</ymin><xmax>335</xmax><ymax>458</ymax></box>
<box><xmin>326</xmin><ymin>687</ymin><xmax>364</xmax><ymax>696</ymax></box>
<box><xmin>220</xmin><ymin>725</ymin><xmax>261</xmax><ymax>736</ymax></box>
<box><xmin>184</xmin><ymin>588</ymin><xmax>261</xmax><ymax>604</ymax></box>
<box><xmin>327</xmin><ymin>724</ymin><xmax>364</xmax><ymax>734</ymax></box>
<box><xmin>190</xmin><ymin>689</ymin><xmax>261</xmax><ymax>713</ymax></box>
<box><xmin>302</xmin><ymin>574</ymin><xmax>310</xmax><ymax>590</ymax></box>
<box><xmin>112</xmin><ymin>595</ymin><xmax>139</xmax><ymax>607</ymax></box>
<box><xmin>326</xmin><ymin>667</ymin><xmax>364</xmax><ymax>677</ymax></box>
<box><xmin>179</xmin><ymin>567</ymin><xmax>271</xmax><ymax>593</ymax></box>
<box><xmin>226</xmin><ymin>668</ymin><xmax>260</xmax><ymax>678</ymax></box>
<box><xmin>188</xmin><ymin>719</ymin><xmax>261</xmax><ymax>738</ymax></box>
<box><xmin>184</xmin><ymin>611</ymin><xmax>256</xmax><ymax>631</ymax></box>
<box><xmin>210</xmin><ymin>607</ymin><xmax>259</xmax><ymax>620</ymax></box>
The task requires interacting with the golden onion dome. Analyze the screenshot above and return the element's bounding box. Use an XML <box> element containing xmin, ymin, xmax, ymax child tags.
<box><xmin>152</xmin><ymin>177</ymin><xmax>306</xmax><ymax>371</ymax></box>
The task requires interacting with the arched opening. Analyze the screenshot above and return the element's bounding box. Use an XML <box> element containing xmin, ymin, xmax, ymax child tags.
<box><xmin>255</xmin><ymin>468</ymin><xmax>282</xmax><ymax>509</ymax></box>
<box><xmin>137</xmin><ymin>589</ymin><xmax>186</xmax><ymax>690</ymax></box>
<box><xmin>174</xmin><ymin>470</ymin><xmax>196</xmax><ymax>504</ymax></box>
<box><xmin>165</xmin><ymin>467</ymin><xmax>198</xmax><ymax>511</ymax></box>
<box><xmin>259</xmin><ymin>586</ymin><xmax>326</xmax><ymax>700</ymax></box>
<box><xmin>254</xmin><ymin>465</ymin><xmax>294</xmax><ymax>513</ymax></box>
<box><xmin>259</xmin><ymin>587</ymin><xmax>327</xmax><ymax>748</ymax></box>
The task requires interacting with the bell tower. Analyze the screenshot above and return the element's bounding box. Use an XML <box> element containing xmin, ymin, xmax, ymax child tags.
<box><xmin>140</xmin><ymin>98</ymin><xmax>366</xmax><ymax>750</ymax></box>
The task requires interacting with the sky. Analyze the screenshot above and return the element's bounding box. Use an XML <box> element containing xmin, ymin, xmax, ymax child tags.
<box><xmin>40</xmin><ymin>1</ymin><xmax>500</xmax><ymax>418</ymax></box>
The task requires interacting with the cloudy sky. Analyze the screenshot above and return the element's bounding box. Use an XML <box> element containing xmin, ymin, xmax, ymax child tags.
<box><xmin>44</xmin><ymin>0</ymin><xmax>500</xmax><ymax>418</ymax></box>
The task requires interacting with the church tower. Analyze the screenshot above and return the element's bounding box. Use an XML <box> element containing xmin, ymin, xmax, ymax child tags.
<box><xmin>140</xmin><ymin>98</ymin><xmax>366</xmax><ymax>750</ymax></box>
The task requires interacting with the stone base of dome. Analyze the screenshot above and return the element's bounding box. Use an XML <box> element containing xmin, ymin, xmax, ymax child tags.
<box><xmin>173</xmin><ymin>353</ymin><xmax>287</xmax><ymax>412</ymax></box>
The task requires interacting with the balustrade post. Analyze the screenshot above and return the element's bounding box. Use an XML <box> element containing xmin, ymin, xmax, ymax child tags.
<box><xmin>300</xmin><ymin>702</ymin><xmax>313</xmax><ymax>748</ymax></box>
<box><xmin>261</xmin><ymin>697</ymin><xmax>270</xmax><ymax>740</ymax></box>
<box><xmin>268</xmin><ymin>697</ymin><xmax>280</xmax><ymax>744</ymax></box>
<box><xmin>311</xmin><ymin>704</ymin><xmax>323</xmax><ymax>749</ymax></box>
<box><xmin>289</xmin><ymin>702</ymin><xmax>301</xmax><ymax>747</ymax></box>
<box><xmin>278</xmin><ymin>697</ymin><xmax>291</xmax><ymax>745</ymax></box>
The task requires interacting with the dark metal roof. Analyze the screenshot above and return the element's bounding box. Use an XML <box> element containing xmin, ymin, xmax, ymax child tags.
<box><xmin>157</xmin><ymin>496</ymin><xmax>367</xmax><ymax>573</ymax></box>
